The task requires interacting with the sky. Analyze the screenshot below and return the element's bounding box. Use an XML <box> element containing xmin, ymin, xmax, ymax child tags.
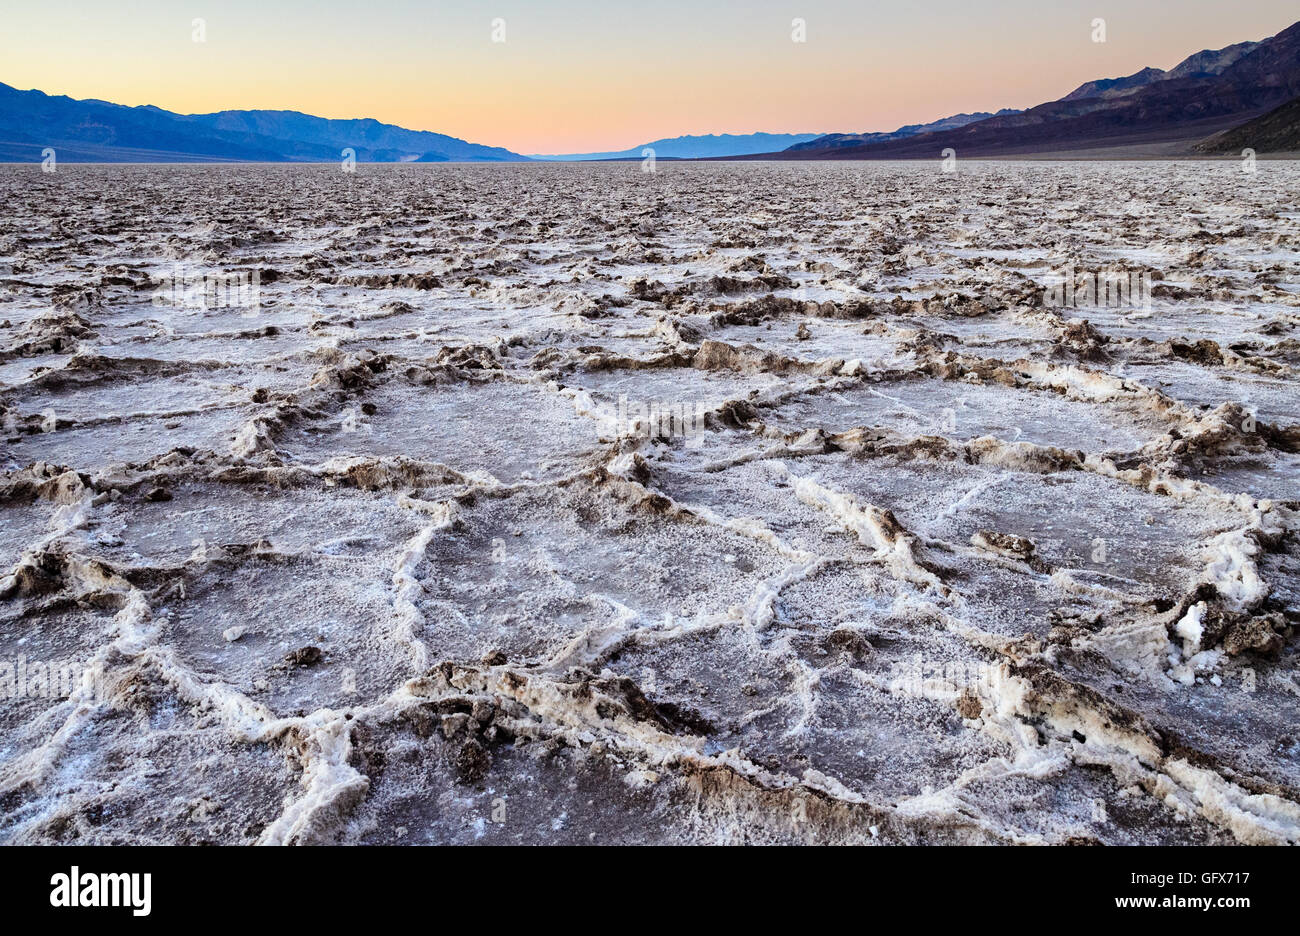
<box><xmin>2</xmin><ymin>1</ymin><xmax>1296</xmax><ymax>154</ymax></box>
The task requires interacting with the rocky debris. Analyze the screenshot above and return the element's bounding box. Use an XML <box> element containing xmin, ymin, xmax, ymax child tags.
<box><xmin>971</xmin><ymin>530</ymin><xmax>1052</xmax><ymax>573</ymax></box>
<box><xmin>284</xmin><ymin>647</ymin><xmax>323</xmax><ymax>667</ymax></box>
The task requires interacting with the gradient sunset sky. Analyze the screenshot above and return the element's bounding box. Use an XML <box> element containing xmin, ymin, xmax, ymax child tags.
<box><xmin>2</xmin><ymin>1</ymin><xmax>1296</xmax><ymax>154</ymax></box>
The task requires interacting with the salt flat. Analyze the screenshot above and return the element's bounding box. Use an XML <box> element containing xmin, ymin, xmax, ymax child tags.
<box><xmin>0</xmin><ymin>161</ymin><xmax>1296</xmax><ymax>844</ymax></box>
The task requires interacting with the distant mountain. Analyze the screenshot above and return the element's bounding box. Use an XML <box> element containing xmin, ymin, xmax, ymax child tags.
<box><xmin>1061</xmin><ymin>41</ymin><xmax>1259</xmax><ymax>101</ymax></box>
<box><xmin>1061</xmin><ymin>67</ymin><xmax>1169</xmax><ymax>102</ymax></box>
<box><xmin>182</xmin><ymin>109</ymin><xmax>526</xmax><ymax>162</ymax></box>
<box><xmin>785</xmin><ymin>110</ymin><xmax>1021</xmax><ymax>152</ymax></box>
<box><xmin>531</xmin><ymin>132</ymin><xmax>822</xmax><ymax>161</ymax></box>
<box><xmin>1167</xmin><ymin>41</ymin><xmax>1262</xmax><ymax>79</ymax></box>
<box><xmin>1195</xmin><ymin>94</ymin><xmax>1300</xmax><ymax>153</ymax></box>
<box><xmin>739</xmin><ymin>22</ymin><xmax>1300</xmax><ymax>159</ymax></box>
<box><xmin>0</xmin><ymin>83</ymin><xmax>528</xmax><ymax>162</ymax></box>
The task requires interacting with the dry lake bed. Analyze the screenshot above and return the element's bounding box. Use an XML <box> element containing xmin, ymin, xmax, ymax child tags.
<box><xmin>0</xmin><ymin>161</ymin><xmax>1297</xmax><ymax>844</ymax></box>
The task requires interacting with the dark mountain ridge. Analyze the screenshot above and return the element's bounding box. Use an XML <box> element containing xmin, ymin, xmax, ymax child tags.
<box><xmin>786</xmin><ymin>110</ymin><xmax>1022</xmax><ymax>151</ymax></box>
<box><xmin>1195</xmin><ymin>94</ymin><xmax>1300</xmax><ymax>153</ymax></box>
<box><xmin>758</xmin><ymin>22</ymin><xmax>1300</xmax><ymax>160</ymax></box>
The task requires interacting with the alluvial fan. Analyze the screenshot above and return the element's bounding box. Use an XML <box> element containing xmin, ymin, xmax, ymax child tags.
<box><xmin>0</xmin><ymin>161</ymin><xmax>1297</xmax><ymax>845</ymax></box>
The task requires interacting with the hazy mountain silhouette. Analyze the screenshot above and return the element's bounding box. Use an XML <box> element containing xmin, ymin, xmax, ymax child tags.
<box><xmin>531</xmin><ymin>132</ymin><xmax>823</xmax><ymax>160</ymax></box>
<box><xmin>0</xmin><ymin>83</ymin><xmax>528</xmax><ymax>163</ymax></box>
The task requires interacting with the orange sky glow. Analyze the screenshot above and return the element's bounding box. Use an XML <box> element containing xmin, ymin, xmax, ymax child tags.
<box><xmin>2</xmin><ymin>1</ymin><xmax>1295</xmax><ymax>153</ymax></box>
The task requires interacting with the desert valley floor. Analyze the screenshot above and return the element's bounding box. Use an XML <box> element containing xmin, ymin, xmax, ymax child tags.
<box><xmin>0</xmin><ymin>161</ymin><xmax>1297</xmax><ymax>845</ymax></box>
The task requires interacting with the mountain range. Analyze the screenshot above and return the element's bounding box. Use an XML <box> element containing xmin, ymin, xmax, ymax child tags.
<box><xmin>785</xmin><ymin>110</ymin><xmax>1022</xmax><ymax>152</ymax></box>
<box><xmin>755</xmin><ymin>22</ymin><xmax>1300</xmax><ymax>159</ymax></box>
<box><xmin>1060</xmin><ymin>41</ymin><xmax>1259</xmax><ymax>102</ymax></box>
<box><xmin>0</xmin><ymin>88</ymin><xmax>821</xmax><ymax>162</ymax></box>
<box><xmin>0</xmin><ymin>84</ymin><xmax>527</xmax><ymax>163</ymax></box>
<box><xmin>530</xmin><ymin>132</ymin><xmax>823</xmax><ymax>160</ymax></box>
